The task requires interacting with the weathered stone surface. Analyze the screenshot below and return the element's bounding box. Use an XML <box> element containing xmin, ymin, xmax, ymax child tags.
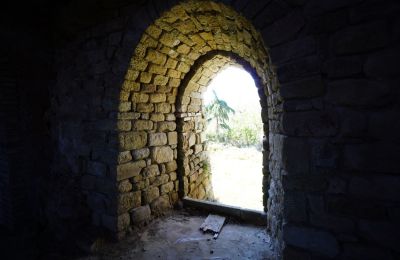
<box><xmin>282</xmin><ymin>111</ymin><xmax>338</xmax><ymax>137</ymax></box>
<box><xmin>167</xmin><ymin>131</ymin><xmax>177</xmax><ymax>145</ymax></box>
<box><xmin>323</xmin><ymin>56</ymin><xmax>363</xmax><ymax>78</ymax></box>
<box><xmin>87</xmin><ymin>161</ymin><xmax>107</xmax><ymax>177</ymax></box>
<box><xmin>151</xmin><ymin>146</ymin><xmax>174</xmax><ymax>163</ymax></box>
<box><xmin>270</xmin><ymin>36</ymin><xmax>316</xmax><ymax>64</ymax></box>
<box><xmin>118</xmin><ymin>191</ymin><xmax>141</xmax><ymax>214</ymax></box>
<box><xmin>160</xmin><ymin>182</ymin><xmax>174</xmax><ymax>194</ymax></box>
<box><xmin>284</xmin><ymin>192</ymin><xmax>307</xmax><ymax>222</ymax></box>
<box><xmin>332</xmin><ymin>21</ymin><xmax>388</xmax><ymax>54</ymax></box>
<box><xmin>117</xmin><ymin>160</ymin><xmax>146</xmax><ymax>181</ymax></box>
<box><xmin>148</xmin><ymin>132</ymin><xmax>168</xmax><ymax>146</ymax></box>
<box><xmin>130</xmin><ymin>205</ymin><xmax>151</xmax><ymax>225</ymax></box>
<box><xmin>150</xmin><ymin>195</ymin><xmax>171</xmax><ymax>215</ymax></box>
<box><xmin>359</xmin><ymin>220</ymin><xmax>400</xmax><ymax>251</ymax></box>
<box><xmin>158</xmin><ymin>121</ymin><xmax>176</xmax><ymax>132</ymax></box>
<box><xmin>142</xmin><ymin>164</ymin><xmax>160</xmax><ymax>178</ymax></box>
<box><xmin>280</xmin><ymin>76</ymin><xmax>324</xmax><ymax>99</ymax></box>
<box><xmin>102</xmin><ymin>213</ymin><xmax>130</xmax><ymax>232</ymax></box>
<box><xmin>119</xmin><ymin>131</ymin><xmax>147</xmax><ymax>150</ymax></box>
<box><xmin>326</xmin><ymin>79</ymin><xmax>390</xmax><ymax>107</ymax></box>
<box><xmin>134</xmin><ymin>120</ymin><xmax>153</xmax><ymax>131</ymax></box>
<box><xmin>118</xmin><ymin>151</ymin><xmax>132</xmax><ymax>164</ymax></box>
<box><xmin>165</xmin><ymin>160</ymin><xmax>177</xmax><ymax>173</ymax></box>
<box><xmin>364</xmin><ymin>47</ymin><xmax>400</xmax><ymax>79</ymax></box>
<box><xmin>118</xmin><ymin>180</ymin><xmax>133</xmax><ymax>193</ymax></box>
<box><xmin>284</xmin><ymin>225</ymin><xmax>339</xmax><ymax>258</ymax></box>
<box><xmin>132</xmin><ymin>148</ymin><xmax>150</xmax><ymax>160</ymax></box>
<box><xmin>142</xmin><ymin>186</ymin><xmax>160</xmax><ymax>204</ymax></box>
<box><xmin>277</xmin><ymin>55</ymin><xmax>320</xmax><ymax>83</ymax></box>
<box><xmin>261</xmin><ymin>11</ymin><xmax>305</xmax><ymax>46</ymax></box>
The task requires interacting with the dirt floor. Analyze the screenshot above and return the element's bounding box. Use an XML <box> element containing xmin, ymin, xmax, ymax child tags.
<box><xmin>82</xmin><ymin>210</ymin><xmax>274</xmax><ymax>260</ymax></box>
<box><xmin>208</xmin><ymin>143</ymin><xmax>264</xmax><ymax>211</ymax></box>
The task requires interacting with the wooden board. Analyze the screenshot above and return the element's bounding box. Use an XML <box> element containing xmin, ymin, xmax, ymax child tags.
<box><xmin>199</xmin><ymin>214</ymin><xmax>226</xmax><ymax>239</ymax></box>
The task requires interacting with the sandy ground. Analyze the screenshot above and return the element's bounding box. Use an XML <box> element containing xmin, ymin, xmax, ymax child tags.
<box><xmin>208</xmin><ymin>143</ymin><xmax>264</xmax><ymax>211</ymax></box>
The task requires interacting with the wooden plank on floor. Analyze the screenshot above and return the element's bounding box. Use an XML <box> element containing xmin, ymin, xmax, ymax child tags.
<box><xmin>199</xmin><ymin>214</ymin><xmax>226</xmax><ymax>238</ymax></box>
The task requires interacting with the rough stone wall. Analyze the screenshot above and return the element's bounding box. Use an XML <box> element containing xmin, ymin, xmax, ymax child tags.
<box><xmin>3</xmin><ymin>0</ymin><xmax>397</xmax><ymax>258</ymax></box>
<box><xmin>116</xmin><ymin>0</ymin><xmax>274</xmax><ymax>239</ymax></box>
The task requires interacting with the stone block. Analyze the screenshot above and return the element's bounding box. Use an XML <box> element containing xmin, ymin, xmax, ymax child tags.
<box><xmin>150</xmin><ymin>113</ymin><xmax>165</xmax><ymax>122</ymax></box>
<box><xmin>158</xmin><ymin>121</ymin><xmax>176</xmax><ymax>132</ymax></box>
<box><xmin>136</xmin><ymin>103</ymin><xmax>154</xmax><ymax>113</ymax></box>
<box><xmin>151</xmin><ymin>174</ymin><xmax>170</xmax><ymax>186</ymax></box>
<box><xmin>282</xmin><ymin>111</ymin><xmax>338</xmax><ymax>137</ymax></box>
<box><xmin>148</xmin><ymin>132</ymin><xmax>168</xmax><ymax>146</ymax></box>
<box><xmin>161</xmin><ymin>181</ymin><xmax>175</xmax><ymax>194</ymax></box>
<box><xmin>118</xmin><ymin>151</ymin><xmax>132</xmax><ymax>164</ymax></box>
<box><xmin>117</xmin><ymin>120</ymin><xmax>132</xmax><ymax>131</ymax></box>
<box><xmin>155</xmin><ymin>103</ymin><xmax>171</xmax><ymax>113</ymax></box>
<box><xmin>132</xmin><ymin>93</ymin><xmax>149</xmax><ymax>103</ymax></box>
<box><xmin>359</xmin><ymin>220</ymin><xmax>400</xmax><ymax>252</ymax></box>
<box><xmin>349</xmin><ymin>175</ymin><xmax>400</xmax><ymax>202</ymax></box>
<box><xmin>142</xmin><ymin>186</ymin><xmax>160</xmax><ymax>204</ymax></box>
<box><xmin>323</xmin><ymin>56</ymin><xmax>363</xmax><ymax>78</ymax></box>
<box><xmin>280</xmin><ymin>76</ymin><xmax>324</xmax><ymax>99</ymax></box>
<box><xmin>152</xmin><ymin>146</ymin><xmax>174</xmax><ymax>163</ymax></box>
<box><xmin>132</xmin><ymin>148</ymin><xmax>150</xmax><ymax>160</ymax></box>
<box><xmin>332</xmin><ymin>21</ymin><xmax>388</xmax><ymax>54</ymax></box>
<box><xmin>167</xmin><ymin>131</ymin><xmax>178</xmax><ymax>145</ymax></box>
<box><xmin>119</xmin><ymin>131</ymin><xmax>147</xmax><ymax>150</ymax></box>
<box><xmin>261</xmin><ymin>11</ymin><xmax>304</xmax><ymax>47</ymax></box>
<box><xmin>343</xmin><ymin>143</ymin><xmax>400</xmax><ymax>174</ymax></box>
<box><xmin>118</xmin><ymin>191</ymin><xmax>141</xmax><ymax>214</ymax></box>
<box><xmin>283</xmin><ymin>225</ymin><xmax>339</xmax><ymax>258</ymax></box>
<box><xmin>118</xmin><ymin>180</ymin><xmax>133</xmax><ymax>193</ymax></box>
<box><xmin>326</xmin><ymin>79</ymin><xmax>390</xmax><ymax>107</ymax></box>
<box><xmin>276</xmin><ymin>55</ymin><xmax>320</xmax><ymax>83</ymax></box>
<box><xmin>142</xmin><ymin>164</ymin><xmax>160</xmax><ymax>178</ymax></box>
<box><xmin>270</xmin><ymin>36</ymin><xmax>316</xmax><ymax>64</ymax></box>
<box><xmin>130</xmin><ymin>205</ymin><xmax>151</xmax><ymax>225</ymax></box>
<box><xmin>166</xmin><ymin>160</ymin><xmax>177</xmax><ymax>173</ymax></box>
<box><xmin>150</xmin><ymin>195</ymin><xmax>171</xmax><ymax>215</ymax></box>
<box><xmin>117</xmin><ymin>160</ymin><xmax>146</xmax><ymax>181</ymax></box>
<box><xmin>145</xmin><ymin>49</ymin><xmax>166</xmax><ymax>65</ymax></box>
<box><xmin>87</xmin><ymin>192</ymin><xmax>108</xmax><ymax>213</ymax></box>
<box><xmin>133</xmin><ymin>120</ymin><xmax>153</xmax><ymax>131</ymax></box>
<box><xmin>284</xmin><ymin>191</ymin><xmax>307</xmax><ymax>222</ymax></box>
<box><xmin>87</xmin><ymin>161</ymin><xmax>107</xmax><ymax>177</ymax></box>
<box><xmin>364</xmin><ymin>47</ymin><xmax>400</xmax><ymax>79</ymax></box>
<box><xmin>140</xmin><ymin>72</ymin><xmax>152</xmax><ymax>84</ymax></box>
<box><xmin>102</xmin><ymin>213</ymin><xmax>130</xmax><ymax>232</ymax></box>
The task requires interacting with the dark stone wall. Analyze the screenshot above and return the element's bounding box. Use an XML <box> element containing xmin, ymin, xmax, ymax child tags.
<box><xmin>0</xmin><ymin>0</ymin><xmax>399</xmax><ymax>259</ymax></box>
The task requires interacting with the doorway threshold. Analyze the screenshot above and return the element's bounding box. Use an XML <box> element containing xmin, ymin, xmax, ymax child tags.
<box><xmin>182</xmin><ymin>197</ymin><xmax>267</xmax><ymax>225</ymax></box>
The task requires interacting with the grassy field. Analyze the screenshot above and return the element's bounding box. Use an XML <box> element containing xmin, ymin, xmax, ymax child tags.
<box><xmin>208</xmin><ymin>142</ymin><xmax>264</xmax><ymax>211</ymax></box>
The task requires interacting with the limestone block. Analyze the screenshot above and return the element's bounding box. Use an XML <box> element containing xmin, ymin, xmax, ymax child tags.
<box><xmin>153</xmin><ymin>75</ymin><xmax>169</xmax><ymax>86</ymax></box>
<box><xmin>283</xmin><ymin>225</ymin><xmax>339</xmax><ymax>258</ymax></box>
<box><xmin>118</xmin><ymin>191</ymin><xmax>141</xmax><ymax>214</ymax></box>
<box><xmin>145</xmin><ymin>49</ymin><xmax>167</xmax><ymax>65</ymax></box>
<box><xmin>142</xmin><ymin>186</ymin><xmax>160</xmax><ymax>204</ymax></box>
<box><xmin>165</xmin><ymin>160</ymin><xmax>177</xmax><ymax>173</ymax></box>
<box><xmin>150</xmin><ymin>195</ymin><xmax>171</xmax><ymax>215</ymax></box>
<box><xmin>152</xmin><ymin>146</ymin><xmax>174</xmax><ymax>163</ymax></box>
<box><xmin>118</xmin><ymin>180</ymin><xmax>133</xmax><ymax>193</ymax></box>
<box><xmin>134</xmin><ymin>120</ymin><xmax>153</xmax><ymax>131</ymax></box>
<box><xmin>150</xmin><ymin>93</ymin><xmax>167</xmax><ymax>103</ymax></box>
<box><xmin>167</xmin><ymin>131</ymin><xmax>178</xmax><ymax>145</ymax></box>
<box><xmin>140</xmin><ymin>72</ymin><xmax>152</xmax><ymax>83</ymax></box>
<box><xmin>149</xmin><ymin>132</ymin><xmax>168</xmax><ymax>146</ymax></box>
<box><xmin>132</xmin><ymin>93</ymin><xmax>149</xmax><ymax>103</ymax></box>
<box><xmin>117</xmin><ymin>120</ymin><xmax>132</xmax><ymax>131</ymax></box>
<box><xmin>158</xmin><ymin>121</ymin><xmax>176</xmax><ymax>132</ymax></box>
<box><xmin>150</xmin><ymin>113</ymin><xmax>165</xmax><ymax>122</ymax></box>
<box><xmin>117</xmin><ymin>160</ymin><xmax>146</xmax><ymax>181</ymax></box>
<box><xmin>119</xmin><ymin>131</ymin><xmax>147</xmax><ymax>150</ymax></box>
<box><xmin>142</xmin><ymin>164</ymin><xmax>160</xmax><ymax>178</ymax></box>
<box><xmin>131</xmin><ymin>205</ymin><xmax>151</xmax><ymax>225</ymax></box>
<box><xmin>132</xmin><ymin>148</ymin><xmax>150</xmax><ymax>160</ymax></box>
<box><xmin>155</xmin><ymin>103</ymin><xmax>171</xmax><ymax>113</ymax></box>
<box><xmin>136</xmin><ymin>103</ymin><xmax>154</xmax><ymax>113</ymax></box>
<box><xmin>151</xmin><ymin>174</ymin><xmax>169</xmax><ymax>186</ymax></box>
<box><xmin>161</xmin><ymin>182</ymin><xmax>175</xmax><ymax>194</ymax></box>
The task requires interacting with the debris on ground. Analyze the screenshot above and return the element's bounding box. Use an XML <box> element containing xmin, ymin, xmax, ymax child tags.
<box><xmin>199</xmin><ymin>214</ymin><xmax>226</xmax><ymax>239</ymax></box>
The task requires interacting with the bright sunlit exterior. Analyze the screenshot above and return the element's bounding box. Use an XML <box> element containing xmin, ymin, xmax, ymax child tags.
<box><xmin>204</xmin><ymin>66</ymin><xmax>264</xmax><ymax>211</ymax></box>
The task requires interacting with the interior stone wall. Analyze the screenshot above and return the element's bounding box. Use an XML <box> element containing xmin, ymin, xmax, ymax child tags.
<box><xmin>115</xmin><ymin>0</ymin><xmax>275</xmax><ymax>240</ymax></box>
<box><xmin>3</xmin><ymin>0</ymin><xmax>396</xmax><ymax>259</ymax></box>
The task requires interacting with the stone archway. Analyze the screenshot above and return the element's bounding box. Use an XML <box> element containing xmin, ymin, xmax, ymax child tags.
<box><xmin>115</xmin><ymin>0</ymin><xmax>279</xmax><ymax>240</ymax></box>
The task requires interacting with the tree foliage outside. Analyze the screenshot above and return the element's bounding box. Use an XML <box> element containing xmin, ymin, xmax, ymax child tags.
<box><xmin>205</xmin><ymin>91</ymin><xmax>263</xmax><ymax>148</ymax></box>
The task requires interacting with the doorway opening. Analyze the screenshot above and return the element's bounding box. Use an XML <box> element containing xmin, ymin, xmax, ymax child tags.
<box><xmin>204</xmin><ymin>66</ymin><xmax>263</xmax><ymax>211</ymax></box>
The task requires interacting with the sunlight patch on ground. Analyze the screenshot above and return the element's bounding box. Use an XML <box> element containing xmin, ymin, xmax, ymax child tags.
<box><xmin>209</xmin><ymin>142</ymin><xmax>263</xmax><ymax>211</ymax></box>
